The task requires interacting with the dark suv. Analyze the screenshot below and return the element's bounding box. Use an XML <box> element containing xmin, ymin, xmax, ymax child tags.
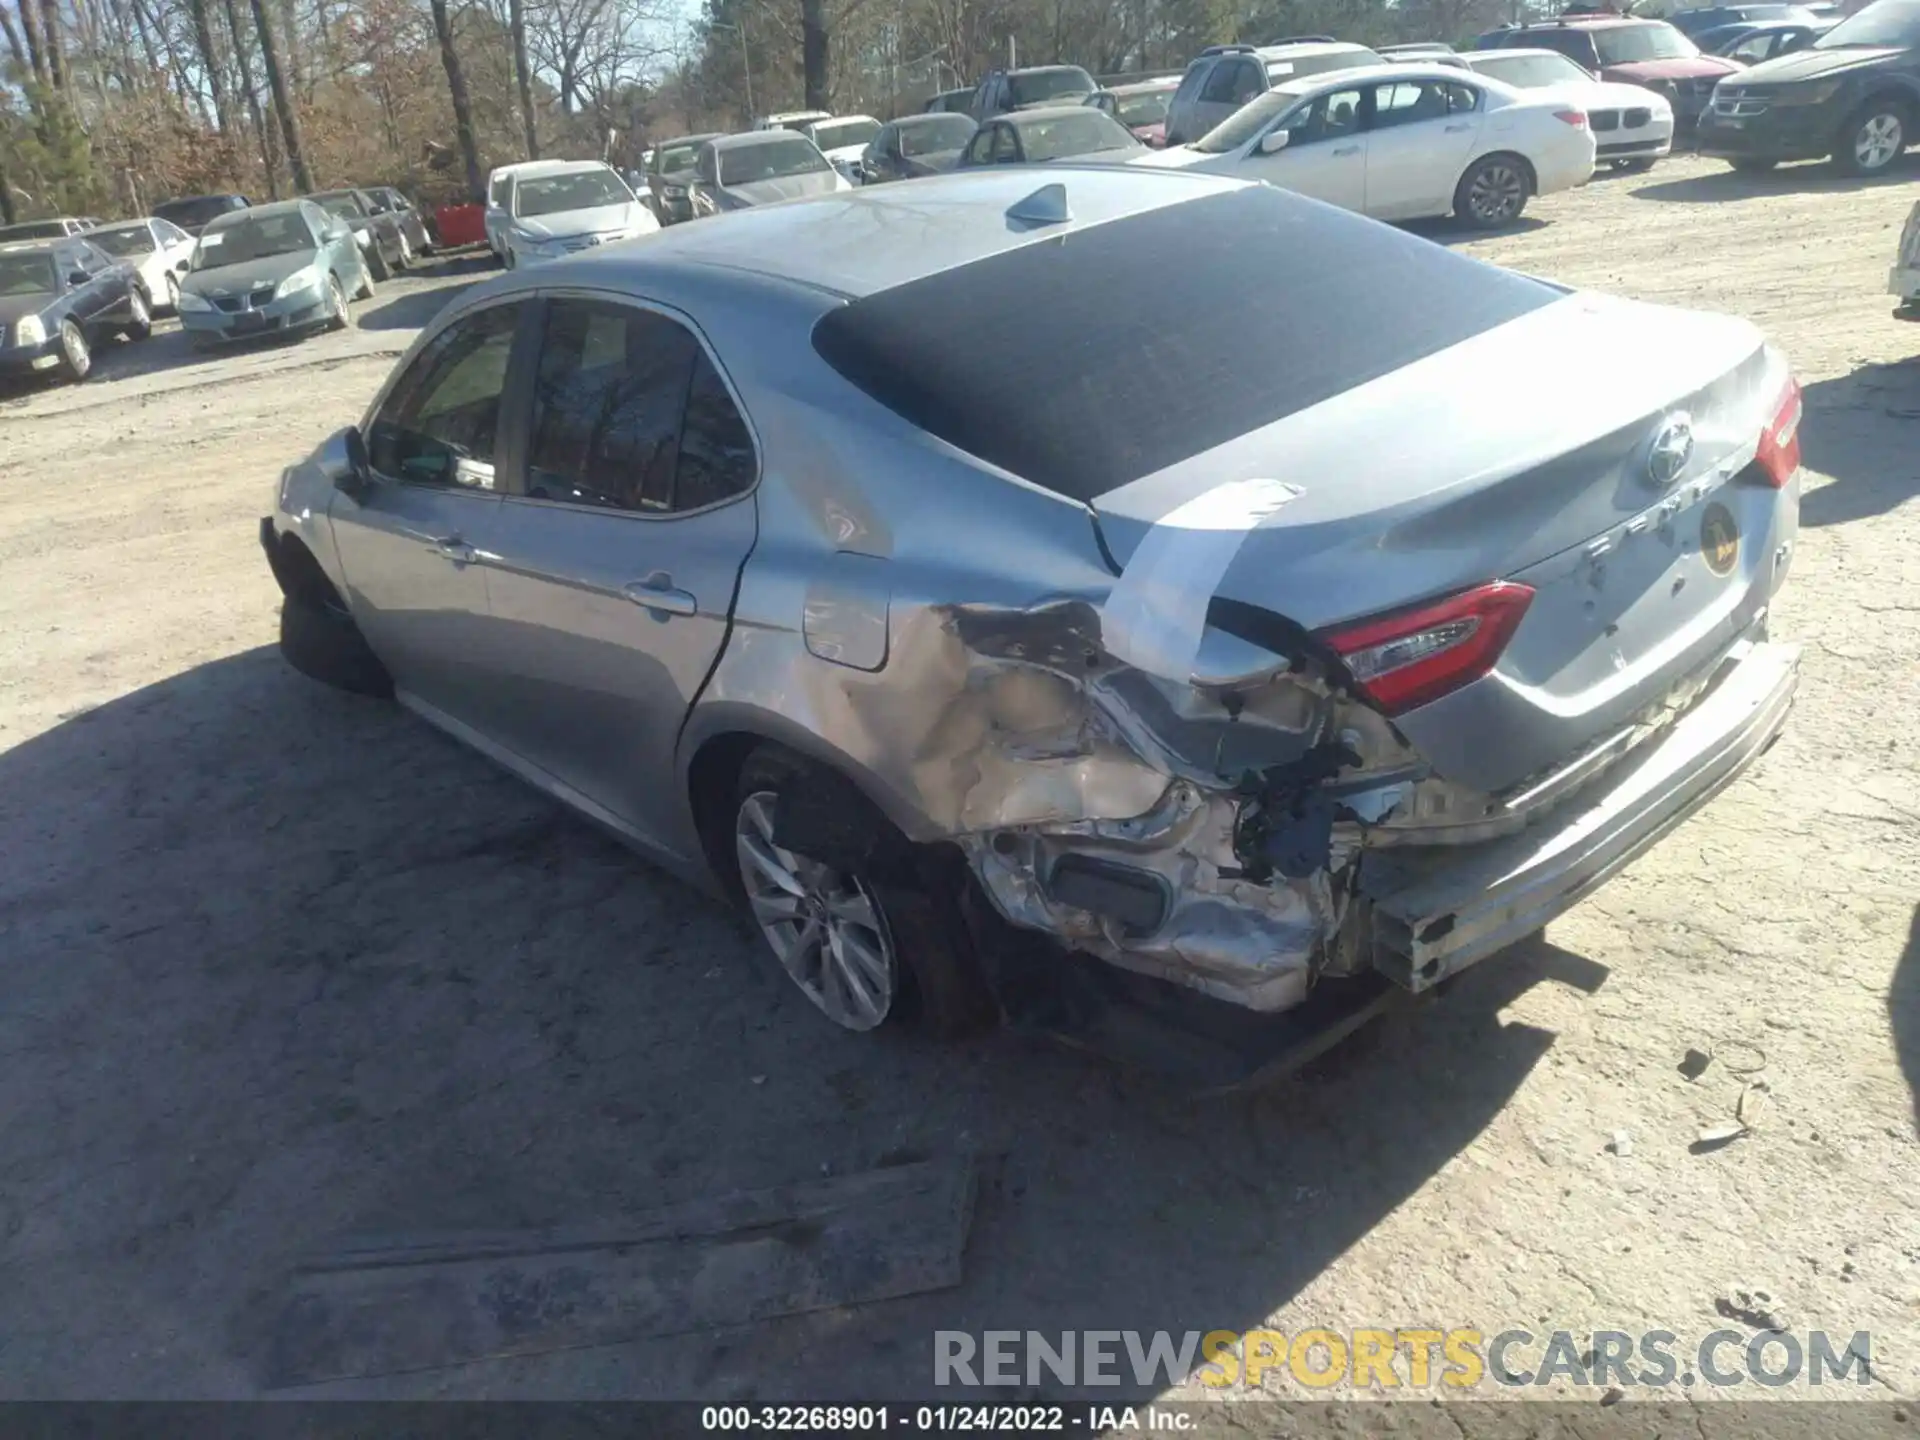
<box><xmin>1698</xmin><ymin>0</ymin><xmax>1920</xmax><ymax>174</ymax></box>
<box><xmin>1475</xmin><ymin>16</ymin><xmax>1739</xmax><ymax>124</ymax></box>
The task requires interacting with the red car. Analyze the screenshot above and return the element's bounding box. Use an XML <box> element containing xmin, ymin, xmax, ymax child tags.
<box><xmin>1084</xmin><ymin>77</ymin><xmax>1180</xmax><ymax>147</ymax></box>
<box><xmin>1475</xmin><ymin>15</ymin><xmax>1741</xmax><ymax>124</ymax></box>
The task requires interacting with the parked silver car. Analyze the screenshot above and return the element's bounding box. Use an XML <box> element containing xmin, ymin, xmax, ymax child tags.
<box><xmin>178</xmin><ymin>199</ymin><xmax>371</xmax><ymax>347</ymax></box>
<box><xmin>688</xmin><ymin>132</ymin><xmax>851</xmax><ymax>216</ymax></box>
<box><xmin>262</xmin><ymin>167</ymin><xmax>1802</xmax><ymax>1077</ymax></box>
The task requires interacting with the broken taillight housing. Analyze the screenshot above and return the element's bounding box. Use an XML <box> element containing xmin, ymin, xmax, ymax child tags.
<box><xmin>1323</xmin><ymin>581</ymin><xmax>1535</xmax><ymax>717</ymax></box>
<box><xmin>1755</xmin><ymin>376</ymin><xmax>1802</xmax><ymax>488</ymax></box>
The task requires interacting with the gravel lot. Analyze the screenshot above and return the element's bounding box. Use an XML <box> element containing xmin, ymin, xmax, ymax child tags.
<box><xmin>1</xmin><ymin>156</ymin><xmax>1917</xmax><ymax>1406</ymax></box>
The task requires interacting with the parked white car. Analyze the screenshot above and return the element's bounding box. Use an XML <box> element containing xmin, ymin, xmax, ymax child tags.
<box><xmin>754</xmin><ymin>109</ymin><xmax>833</xmax><ymax>132</ymax></box>
<box><xmin>1463</xmin><ymin>48</ymin><xmax>1673</xmax><ymax>171</ymax></box>
<box><xmin>1131</xmin><ymin>63</ymin><xmax>1595</xmax><ymax>228</ymax></box>
<box><xmin>801</xmin><ymin>114</ymin><xmax>884</xmax><ymax>183</ymax></box>
<box><xmin>76</xmin><ymin>216</ymin><xmax>198</xmax><ymax>312</ymax></box>
<box><xmin>484</xmin><ymin>159</ymin><xmax>566</xmax><ymax>260</ymax></box>
<box><xmin>499</xmin><ymin>160</ymin><xmax>658</xmax><ymax>269</ymax></box>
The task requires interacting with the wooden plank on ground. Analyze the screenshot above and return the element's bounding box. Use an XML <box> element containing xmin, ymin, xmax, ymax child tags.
<box><xmin>264</xmin><ymin>1156</ymin><xmax>976</xmax><ymax>1387</ymax></box>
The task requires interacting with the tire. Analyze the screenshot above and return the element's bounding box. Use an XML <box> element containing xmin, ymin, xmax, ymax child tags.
<box><xmin>396</xmin><ymin>230</ymin><xmax>413</xmax><ymax>270</ymax></box>
<box><xmin>164</xmin><ymin>273</ymin><xmax>181</xmax><ymax>312</ymax></box>
<box><xmin>1730</xmin><ymin>158</ymin><xmax>1778</xmax><ymax>172</ymax></box>
<box><xmin>1613</xmin><ymin>157</ymin><xmax>1655</xmax><ymax>173</ymax></box>
<box><xmin>730</xmin><ymin>746</ymin><xmax>994</xmax><ymax>1039</ymax></box>
<box><xmin>278</xmin><ymin>593</ymin><xmax>393</xmax><ymax>697</ymax></box>
<box><xmin>325</xmin><ymin>274</ymin><xmax>351</xmax><ymax>332</ymax></box>
<box><xmin>121</xmin><ymin>287</ymin><xmax>152</xmax><ymax>341</ymax></box>
<box><xmin>54</xmin><ymin>318</ymin><xmax>90</xmax><ymax>382</ymax></box>
<box><xmin>365</xmin><ymin>242</ymin><xmax>392</xmax><ymax>282</ymax></box>
<box><xmin>1835</xmin><ymin>100</ymin><xmax>1907</xmax><ymax>177</ymax></box>
<box><xmin>1454</xmin><ymin>153</ymin><xmax>1531</xmax><ymax>229</ymax></box>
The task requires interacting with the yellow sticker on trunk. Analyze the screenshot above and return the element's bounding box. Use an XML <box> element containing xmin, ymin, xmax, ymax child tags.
<box><xmin>1701</xmin><ymin>502</ymin><xmax>1739</xmax><ymax>576</ymax></box>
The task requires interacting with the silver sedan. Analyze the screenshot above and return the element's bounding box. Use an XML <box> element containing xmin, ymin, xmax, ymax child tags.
<box><xmin>261</xmin><ymin>167</ymin><xmax>1802</xmax><ymax>1079</ymax></box>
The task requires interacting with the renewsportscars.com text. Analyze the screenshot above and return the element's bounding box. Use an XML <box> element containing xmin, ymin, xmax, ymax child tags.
<box><xmin>934</xmin><ymin>1328</ymin><xmax>1876</xmax><ymax>1392</ymax></box>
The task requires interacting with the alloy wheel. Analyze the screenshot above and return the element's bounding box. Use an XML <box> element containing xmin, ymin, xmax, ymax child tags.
<box><xmin>398</xmin><ymin>232</ymin><xmax>412</xmax><ymax>267</ymax></box>
<box><xmin>1855</xmin><ymin>112</ymin><xmax>1903</xmax><ymax>172</ymax></box>
<box><xmin>1468</xmin><ymin>162</ymin><xmax>1526</xmax><ymax>225</ymax></box>
<box><xmin>330</xmin><ymin>277</ymin><xmax>348</xmax><ymax>327</ymax></box>
<box><xmin>165</xmin><ymin>273</ymin><xmax>180</xmax><ymax>310</ymax></box>
<box><xmin>128</xmin><ymin>290</ymin><xmax>148</xmax><ymax>328</ymax></box>
<box><xmin>734</xmin><ymin>790</ymin><xmax>896</xmax><ymax>1032</ymax></box>
<box><xmin>61</xmin><ymin>320</ymin><xmax>89</xmax><ymax>376</ymax></box>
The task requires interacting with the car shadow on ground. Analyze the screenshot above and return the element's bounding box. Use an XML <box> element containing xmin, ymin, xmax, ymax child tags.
<box><xmin>1629</xmin><ymin>153</ymin><xmax>1920</xmax><ymax>202</ymax></box>
<box><xmin>0</xmin><ymin>643</ymin><xmax>1607</xmax><ymax>1398</ymax></box>
<box><xmin>357</xmin><ymin>269</ymin><xmax>491</xmax><ymax>330</ymax></box>
<box><xmin>1894</xmin><ymin>906</ymin><xmax>1920</xmax><ymax>1138</ymax></box>
<box><xmin>1797</xmin><ymin>366</ymin><xmax>1920</xmax><ymax>528</ymax></box>
<box><xmin>1405</xmin><ymin>215</ymin><xmax>1550</xmax><ymax>248</ymax></box>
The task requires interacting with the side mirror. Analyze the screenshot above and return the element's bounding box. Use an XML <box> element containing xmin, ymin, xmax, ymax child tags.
<box><xmin>1258</xmin><ymin>129</ymin><xmax>1291</xmax><ymax>155</ymax></box>
<box><xmin>337</xmin><ymin>425</ymin><xmax>374</xmax><ymax>501</ymax></box>
<box><xmin>68</xmin><ymin>270</ymin><xmax>91</xmax><ymax>286</ymax></box>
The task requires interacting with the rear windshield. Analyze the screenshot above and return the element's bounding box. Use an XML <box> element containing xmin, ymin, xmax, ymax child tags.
<box><xmin>0</xmin><ymin>220</ymin><xmax>68</xmax><ymax>241</ymax></box>
<box><xmin>154</xmin><ymin>196</ymin><xmax>245</xmax><ymax>227</ymax></box>
<box><xmin>85</xmin><ymin>224</ymin><xmax>157</xmax><ymax>256</ymax></box>
<box><xmin>1012</xmin><ymin>109</ymin><xmax>1138</xmax><ymax>159</ymax></box>
<box><xmin>1115</xmin><ymin>88</ymin><xmax>1174</xmax><ymax>126</ymax></box>
<box><xmin>1008</xmin><ymin>66</ymin><xmax>1096</xmax><ymax>104</ymax></box>
<box><xmin>810</xmin><ymin>186</ymin><xmax>1559</xmax><ymax>503</ymax></box>
<box><xmin>654</xmin><ymin>139</ymin><xmax>712</xmax><ymax>174</ymax></box>
<box><xmin>1593</xmin><ymin>23</ymin><xmax>1699</xmax><ymax>63</ymax></box>
<box><xmin>810</xmin><ymin>117</ymin><xmax>881</xmax><ymax>151</ymax></box>
<box><xmin>720</xmin><ymin>138</ymin><xmax>828</xmax><ymax>185</ymax></box>
<box><xmin>898</xmin><ymin>114</ymin><xmax>977</xmax><ymax>156</ymax></box>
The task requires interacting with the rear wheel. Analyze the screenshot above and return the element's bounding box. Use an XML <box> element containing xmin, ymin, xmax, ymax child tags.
<box><xmin>326</xmin><ymin>275</ymin><xmax>351</xmax><ymax>331</ymax></box>
<box><xmin>121</xmin><ymin>287</ymin><xmax>152</xmax><ymax>341</ymax></box>
<box><xmin>1612</xmin><ymin>157</ymin><xmax>1655</xmax><ymax>173</ymax></box>
<box><xmin>1454</xmin><ymin>154</ymin><xmax>1530</xmax><ymax>229</ymax></box>
<box><xmin>730</xmin><ymin>746</ymin><xmax>994</xmax><ymax>1038</ymax></box>
<box><xmin>164</xmin><ymin>272</ymin><xmax>181</xmax><ymax>312</ymax></box>
<box><xmin>365</xmin><ymin>243</ymin><xmax>392</xmax><ymax>282</ymax></box>
<box><xmin>1835</xmin><ymin>101</ymin><xmax>1907</xmax><ymax>176</ymax></box>
<box><xmin>396</xmin><ymin>230</ymin><xmax>413</xmax><ymax>269</ymax></box>
<box><xmin>55</xmin><ymin>319</ymin><xmax>90</xmax><ymax>382</ymax></box>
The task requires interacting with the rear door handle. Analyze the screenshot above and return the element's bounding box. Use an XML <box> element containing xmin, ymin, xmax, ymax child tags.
<box><xmin>1332</xmin><ymin>145</ymin><xmax>1360</xmax><ymax>156</ymax></box>
<box><xmin>432</xmin><ymin>536</ymin><xmax>476</xmax><ymax>564</ymax></box>
<box><xmin>623</xmin><ymin>577</ymin><xmax>698</xmax><ymax>617</ymax></box>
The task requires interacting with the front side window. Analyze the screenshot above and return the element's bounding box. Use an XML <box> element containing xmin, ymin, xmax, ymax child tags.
<box><xmin>1193</xmin><ymin>88</ymin><xmax>1295</xmax><ymax>151</ymax></box>
<box><xmin>1199</xmin><ymin>59</ymin><xmax>1241</xmax><ymax>102</ymax></box>
<box><xmin>368</xmin><ymin>303</ymin><xmax>521</xmax><ymax>490</ymax></box>
<box><xmin>990</xmin><ymin>125</ymin><xmax>1021</xmax><ymax>162</ymax></box>
<box><xmin>964</xmin><ymin>128</ymin><xmax>997</xmax><ymax>165</ymax></box>
<box><xmin>525</xmin><ymin>300</ymin><xmax>700</xmax><ymax>513</ymax></box>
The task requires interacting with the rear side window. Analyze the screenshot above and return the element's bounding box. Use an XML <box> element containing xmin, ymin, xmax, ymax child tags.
<box><xmin>527</xmin><ymin>299</ymin><xmax>700</xmax><ymax>512</ymax></box>
<box><xmin>811</xmin><ymin>186</ymin><xmax>1559</xmax><ymax>503</ymax></box>
<box><xmin>1199</xmin><ymin>60</ymin><xmax>1242</xmax><ymax>102</ymax></box>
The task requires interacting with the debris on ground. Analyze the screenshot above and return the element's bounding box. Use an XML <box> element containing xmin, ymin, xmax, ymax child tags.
<box><xmin>264</xmin><ymin>1156</ymin><xmax>978</xmax><ymax>1387</ymax></box>
<box><xmin>1693</xmin><ymin>1123</ymin><xmax>1748</xmax><ymax>1152</ymax></box>
<box><xmin>1715</xmin><ymin>1288</ymin><xmax>1789</xmax><ymax>1332</ymax></box>
<box><xmin>1678</xmin><ymin>1048</ymin><xmax>1712</xmax><ymax>1081</ymax></box>
<box><xmin>1716</xmin><ymin>1041</ymin><xmax>1768</xmax><ymax>1076</ymax></box>
<box><xmin>1608</xmin><ymin>1130</ymin><xmax>1633</xmax><ymax>1157</ymax></box>
<box><xmin>1737</xmin><ymin>1080</ymin><xmax>1773</xmax><ymax>1130</ymax></box>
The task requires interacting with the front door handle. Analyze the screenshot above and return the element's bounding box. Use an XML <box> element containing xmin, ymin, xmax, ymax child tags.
<box><xmin>1331</xmin><ymin>144</ymin><xmax>1361</xmax><ymax>156</ymax></box>
<box><xmin>623</xmin><ymin>577</ymin><xmax>698</xmax><ymax>617</ymax></box>
<box><xmin>432</xmin><ymin>536</ymin><xmax>476</xmax><ymax>564</ymax></box>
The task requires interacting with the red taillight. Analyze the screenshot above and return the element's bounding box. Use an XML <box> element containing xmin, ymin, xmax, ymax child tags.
<box><xmin>1554</xmin><ymin>108</ymin><xmax>1588</xmax><ymax>128</ymax></box>
<box><xmin>1322</xmin><ymin>581</ymin><xmax>1536</xmax><ymax>717</ymax></box>
<box><xmin>1755</xmin><ymin>375</ymin><xmax>1801</xmax><ymax>488</ymax></box>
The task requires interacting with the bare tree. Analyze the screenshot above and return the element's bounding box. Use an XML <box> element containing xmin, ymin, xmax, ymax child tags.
<box><xmin>185</xmin><ymin>0</ymin><xmax>236</xmax><ymax>131</ymax></box>
<box><xmin>509</xmin><ymin>0</ymin><xmax>539</xmax><ymax>157</ymax></box>
<box><xmin>249</xmin><ymin>0</ymin><xmax>313</xmax><ymax>188</ymax></box>
<box><xmin>427</xmin><ymin>0</ymin><xmax>484</xmax><ymax>198</ymax></box>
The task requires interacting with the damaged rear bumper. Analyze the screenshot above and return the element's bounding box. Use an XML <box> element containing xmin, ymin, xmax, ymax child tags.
<box><xmin>1360</xmin><ymin>638</ymin><xmax>1799</xmax><ymax>992</ymax></box>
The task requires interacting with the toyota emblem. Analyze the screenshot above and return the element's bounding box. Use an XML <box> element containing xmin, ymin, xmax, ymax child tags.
<box><xmin>1646</xmin><ymin>413</ymin><xmax>1695</xmax><ymax>487</ymax></box>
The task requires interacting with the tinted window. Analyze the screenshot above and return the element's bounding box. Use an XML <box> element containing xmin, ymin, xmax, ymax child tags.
<box><xmin>674</xmin><ymin>355</ymin><xmax>757</xmax><ymax>510</ymax></box>
<box><xmin>654</xmin><ymin>138</ymin><xmax>713</xmax><ymax>174</ymax></box>
<box><xmin>810</xmin><ymin>185</ymin><xmax>1558</xmax><ymax>503</ymax></box>
<box><xmin>368</xmin><ymin>303</ymin><xmax>520</xmax><ymax>490</ymax></box>
<box><xmin>0</xmin><ymin>220</ymin><xmax>69</xmax><ymax>241</ymax></box>
<box><xmin>1199</xmin><ymin>59</ymin><xmax>1242</xmax><ymax>102</ymax></box>
<box><xmin>153</xmin><ymin>195</ymin><xmax>245</xmax><ymax>228</ymax></box>
<box><xmin>1529</xmin><ymin>30</ymin><xmax>1602</xmax><ymax>65</ymax></box>
<box><xmin>0</xmin><ymin>251</ymin><xmax>58</xmax><ymax>295</ymax></box>
<box><xmin>898</xmin><ymin>114</ymin><xmax>976</xmax><ymax>156</ymax></box>
<box><xmin>192</xmin><ymin>211</ymin><xmax>315</xmax><ymax>270</ymax></box>
<box><xmin>809</xmin><ymin>118</ymin><xmax>881</xmax><ymax>151</ymax></box>
<box><xmin>526</xmin><ymin>300</ymin><xmax>699</xmax><ymax>513</ymax></box>
<box><xmin>963</xmin><ymin>128</ymin><xmax>996</xmax><ymax>165</ymax></box>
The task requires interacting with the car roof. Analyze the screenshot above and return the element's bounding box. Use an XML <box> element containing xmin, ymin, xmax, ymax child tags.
<box><xmin>1249</xmin><ymin>39</ymin><xmax>1375</xmax><ymax>59</ymax></box>
<box><xmin>486</xmin><ymin>159</ymin><xmax>558</xmax><ymax>179</ymax></box>
<box><xmin>1467</xmin><ymin>46</ymin><xmax>1583</xmax><ymax>59</ymax></box>
<box><xmin>1523</xmin><ymin>13</ymin><xmax>1654</xmax><ymax>27</ymax></box>
<box><xmin>206</xmin><ymin>199</ymin><xmax>309</xmax><ymax>226</ymax></box>
<box><xmin>511</xmin><ymin>159</ymin><xmax>612</xmax><ymax>176</ymax></box>
<box><xmin>545</xmin><ymin>166</ymin><xmax>1252</xmax><ymax>300</ymax></box>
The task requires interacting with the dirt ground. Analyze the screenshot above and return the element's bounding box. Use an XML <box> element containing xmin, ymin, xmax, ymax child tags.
<box><xmin>1</xmin><ymin>155</ymin><xmax>1917</xmax><ymax>1409</ymax></box>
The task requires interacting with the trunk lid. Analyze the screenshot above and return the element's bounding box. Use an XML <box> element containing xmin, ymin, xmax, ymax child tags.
<box><xmin>1092</xmin><ymin>291</ymin><xmax>1791</xmax><ymax>793</ymax></box>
